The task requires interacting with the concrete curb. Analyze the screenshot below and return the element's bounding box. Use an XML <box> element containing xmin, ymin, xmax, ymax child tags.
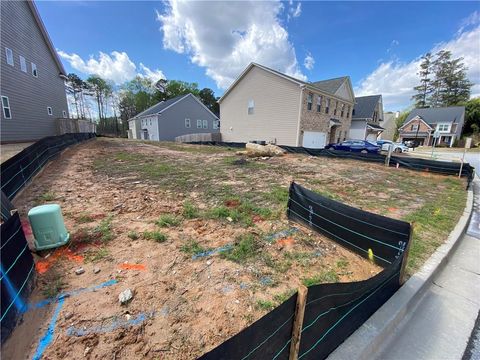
<box><xmin>328</xmin><ymin>176</ymin><xmax>476</xmax><ymax>360</ymax></box>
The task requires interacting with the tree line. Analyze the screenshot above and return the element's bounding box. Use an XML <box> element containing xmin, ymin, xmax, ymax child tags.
<box><xmin>65</xmin><ymin>73</ymin><xmax>219</xmax><ymax>136</ymax></box>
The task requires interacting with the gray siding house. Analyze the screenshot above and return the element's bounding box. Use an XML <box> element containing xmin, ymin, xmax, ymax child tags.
<box><xmin>350</xmin><ymin>95</ymin><xmax>385</xmax><ymax>141</ymax></box>
<box><xmin>1</xmin><ymin>0</ymin><xmax>69</xmax><ymax>143</ymax></box>
<box><xmin>128</xmin><ymin>93</ymin><xmax>219</xmax><ymax>141</ymax></box>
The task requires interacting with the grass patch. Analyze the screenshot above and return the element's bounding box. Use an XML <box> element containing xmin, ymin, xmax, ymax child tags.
<box><xmin>77</xmin><ymin>213</ymin><xmax>94</xmax><ymax>224</ymax></box>
<box><xmin>264</xmin><ymin>186</ymin><xmax>289</xmax><ymax>204</ymax></box>
<box><xmin>94</xmin><ymin>215</ymin><xmax>114</xmax><ymax>242</ymax></box>
<box><xmin>143</xmin><ymin>230</ymin><xmax>168</xmax><ymax>243</ymax></box>
<box><xmin>183</xmin><ymin>201</ymin><xmax>200</xmax><ymax>219</ymax></box>
<box><xmin>84</xmin><ymin>247</ymin><xmax>110</xmax><ymax>262</ymax></box>
<box><xmin>156</xmin><ymin>214</ymin><xmax>181</xmax><ymax>227</ymax></box>
<box><xmin>255</xmin><ymin>299</ymin><xmax>275</xmax><ymax>311</ymax></box>
<box><xmin>180</xmin><ymin>239</ymin><xmax>208</xmax><ymax>256</ymax></box>
<box><xmin>302</xmin><ymin>269</ymin><xmax>339</xmax><ymax>286</ymax></box>
<box><xmin>284</xmin><ymin>251</ymin><xmax>313</xmax><ymax>267</ymax></box>
<box><xmin>336</xmin><ymin>259</ymin><xmax>349</xmax><ymax>269</ymax></box>
<box><xmin>38</xmin><ymin>191</ymin><xmax>56</xmax><ymax>202</ymax></box>
<box><xmin>221</xmin><ymin>233</ymin><xmax>259</xmax><ymax>263</ymax></box>
<box><xmin>41</xmin><ymin>271</ymin><xmax>65</xmax><ymax>298</ymax></box>
<box><xmin>127</xmin><ymin>231</ymin><xmax>139</xmax><ymax>240</ymax></box>
<box><xmin>273</xmin><ymin>289</ymin><xmax>296</xmax><ymax>304</ymax></box>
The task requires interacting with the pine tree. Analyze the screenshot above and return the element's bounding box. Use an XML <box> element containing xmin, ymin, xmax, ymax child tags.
<box><xmin>412</xmin><ymin>53</ymin><xmax>433</xmax><ymax>108</ymax></box>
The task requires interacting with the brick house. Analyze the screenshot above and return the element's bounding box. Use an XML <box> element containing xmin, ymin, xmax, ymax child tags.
<box><xmin>398</xmin><ymin>106</ymin><xmax>465</xmax><ymax>147</ymax></box>
<box><xmin>219</xmin><ymin>62</ymin><xmax>355</xmax><ymax>148</ymax></box>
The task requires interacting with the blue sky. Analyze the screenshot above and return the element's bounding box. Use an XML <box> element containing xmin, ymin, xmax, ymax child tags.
<box><xmin>36</xmin><ymin>1</ymin><xmax>480</xmax><ymax>111</ymax></box>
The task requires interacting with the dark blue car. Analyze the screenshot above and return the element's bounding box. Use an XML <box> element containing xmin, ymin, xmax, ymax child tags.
<box><xmin>325</xmin><ymin>140</ymin><xmax>380</xmax><ymax>154</ymax></box>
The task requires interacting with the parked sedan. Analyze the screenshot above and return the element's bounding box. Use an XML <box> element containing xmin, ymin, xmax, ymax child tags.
<box><xmin>325</xmin><ymin>140</ymin><xmax>380</xmax><ymax>154</ymax></box>
<box><xmin>375</xmin><ymin>140</ymin><xmax>409</xmax><ymax>153</ymax></box>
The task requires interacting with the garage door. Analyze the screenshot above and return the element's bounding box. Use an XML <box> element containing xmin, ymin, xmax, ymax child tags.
<box><xmin>303</xmin><ymin>131</ymin><xmax>326</xmax><ymax>149</ymax></box>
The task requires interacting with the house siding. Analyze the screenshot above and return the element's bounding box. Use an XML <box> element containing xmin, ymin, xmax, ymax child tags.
<box><xmin>139</xmin><ymin>95</ymin><xmax>219</xmax><ymax>141</ymax></box>
<box><xmin>0</xmin><ymin>0</ymin><xmax>69</xmax><ymax>143</ymax></box>
<box><xmin>299</xmin><ymin>91</ymin><xmax>353</xmax><ymax>146</ymax></box>
<box><xmin>220</xmin><ymin>66</ymin><xmax>301</xmax><ymax>146</ymax></box>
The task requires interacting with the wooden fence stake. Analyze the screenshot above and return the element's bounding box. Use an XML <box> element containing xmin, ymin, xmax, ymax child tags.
<box><xmin>399</xmin><ymin>227</ymin><xmax>413</xmax><ymax>285</ymax></box>
<box><xmin>289</xmin><ymin>285</ymin><xmax>308</xmax><ymax>360</ymax></box>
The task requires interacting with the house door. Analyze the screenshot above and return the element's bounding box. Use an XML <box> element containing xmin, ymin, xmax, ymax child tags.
<box><xmin>328</xmin><ymin>128</ymin><xmax>338</xmax><ymax>144</ymax></box>
<box><xmin>303</xmin><ymin>131</ymin><xmax>326</xmax><ymax>149</ymax></box>
<box><xmin>142</xmin><ymin>129</ymin><xmax>149</xmax><ymax>140</ymax></box>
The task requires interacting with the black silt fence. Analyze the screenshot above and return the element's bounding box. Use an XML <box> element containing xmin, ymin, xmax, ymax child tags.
<box><xmin>1</xmin><ymin>133</ymin><xmax>95</xmax><ymax>200</ymax></box>
<box><xmin>200</xmin><ymin>182</ymin><xmax>411</xmax><ymax>359</ymax></box>
<box><xmin>1</xmin><ymin>210</ymin><xmax>35</xmax><ymax>343</ymax></box>
<box><xmin>186</xmin><ymin>141</ymin><xmax>475</xmax><ymax>186</ymax></box>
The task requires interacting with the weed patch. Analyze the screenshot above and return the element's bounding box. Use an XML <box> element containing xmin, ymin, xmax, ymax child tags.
<box><xmin>143</xmin><ymin>231</ymin><xmax>168</xmax><ymax>243</ymax></box>
<box><xmin>156</xmin><ymin>214</ymin><xmax>181</xmax><ymax>227</ymax></box>
<box><xmin>127</xmin><ymin>231</ymin><xmax>139</xmax><ymax>240</ymax></box>
<box><xmin>94</xmin><ymin>215</ymin><xmax>114</xmax><ymax>242</ymax></box>
<box><xmin>180</xmin><ymin>239</ymin><xmax>208</xmax><ymax>256</ymax></box>
<box><xmin>302</xmin><ymin>269</ymin><xmax>339</xmax><ymax>286</ymax></box>
<box><xmin>84</xmin><ymin>247</ymin><xmax>111</xmax><ymax>262</ymax></box>
<box><xmin>183</xmin><ymin>201</ymin><xmax>200</xmax><ymax>219</ymax></box>
<box><xmin>255</xmin><ymin>299</ymin><xmax>275</xmax><ymax>311</ymax></box>
<box><xmin>221</xmin><ymin>234</ymin><xmax>259</xmax><ymax>263</ymax></box>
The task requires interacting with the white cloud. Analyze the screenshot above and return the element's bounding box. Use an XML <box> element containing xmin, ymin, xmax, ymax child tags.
<box><xmin>58</xmin><ymin>50</ymin><xmax>166</xmax><ymax>85</ymax></box>
<box><xmin>157</xmin><ymin>0</ymin><xmax>305</xmax><ymax>89</ymax></box>
<box><xmin>291</xmin><ymin>2</ymin><xmax>302</xmax><ymax>18</ymax></box>
<box><xmin>355</xmin><ymin>23</ymin><xmax>480</xmax><ymax>110</ymax></box>
<box><xmin>304</xmin><ymin>52</ymin><xmax>315</xmax><ymax>70</ymax></box>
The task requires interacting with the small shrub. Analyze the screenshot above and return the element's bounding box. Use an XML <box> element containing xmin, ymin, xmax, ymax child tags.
<box><xmin>183</xmin><ymin>201</ymin><xmax>200</xmax><ymax>219</ymax></box>
<box><xmin>84</xmin><ymin>247</ymin><xmax>110</xmax><ymax>262</ymax></box>
<box><xmin>156</xmin><ymin>214</ymin><xmax>181</xmax><ymax>228</ymax></box>
<box><xmin>127</xmin><ymin>231</ymin><xmax>139</xmax><ymax>240</ymax></box>
<box><xmin>143</xmin><ymin>231</ymin><xmax>167</xmax><ymax>243</ymax></box>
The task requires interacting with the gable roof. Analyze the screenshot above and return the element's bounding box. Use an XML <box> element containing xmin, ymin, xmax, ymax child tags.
<box><xmin>404</xmin><ymin>106</ymin><xmax>465</xmax><ymax>125</ymax></box>
<box><xmin>399</xmin><ymin>115</ymin><xmax>433</xmax><ymax>131</ymax></box>
<box><xmin>218</xmin><ymin>62</ymin><xmax>354</xmax><ymax>103</ymax></box>
<box><xmin>312</xmin><ymin>77</ymin><xmax>349</xmax><ymax>95</ymax></box>
<box><xmin>131</xmin><ymin>93</ymin><xmax>219</xmax><ymax>120</ymax></box>
<box><xmin>352</xmin><ymin>95</ymin><xmax>382</xmax><ymax>120</ymax></box>
<box><xmin>27</xmin><ymin>1</ymin><xmax>66</xmax><ymax>76</ymax></box>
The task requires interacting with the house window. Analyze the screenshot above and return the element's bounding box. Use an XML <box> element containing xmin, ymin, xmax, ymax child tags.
<box><xmin>333</xmin><ymin>101</ymin><xmax>338</xmax><ymax>116</ymax></box>
<box><xmin>149</xmin><ymin>119</ymin><xmax>152</xmax><ymax>125</ymax></box>
<box><xmin>325</xmin><ymin>98</ymin><xmax>330</xmax><ymax>114</ymax></box>
<box><xmin>47</xmin><ymin>106</ymin><xmax>53</xmax><ymax>116</ymax></box>
<box><xmin>197</xmin><ymin>119</ymin><xmax>202</xmax><ymax>128</ymax></box>
<box><xmin>185</xmin><ymin>118</ymin><xmax>191</xmax><ymax>128</ymax></box>
<box><xmin>5</xmin><ymin>48</ymin><xmax>13</xmax><ymax>66</ymax></box>
<box><xmin>203</xmin><ymin>120</ymin><xmax>208</xmax><ymax>129</ymax></box>
<box><xmin>213</xmin><ymin>120</ymin><xmax>220</xmax><ymax>129</ymax></box>
<box><xmin>248</xmin><ymin>99</ymin><xmax>254</xmax><ymax>115</ymax></box>
<box><xmin>340</xmin><ymin>103</ymin><xmax>345</xmax><ymax>117</ymax></box>
<box><xmin>19</xmin><ymin>56</ymin><xmax>27</xmax><ymax>72</ymax></box>
<box><xmin>31</xmin><ymin>63</ymin><xmax>38</xmax><ymax>77</ymax></box>
<box><xmin>2</xmin><ymin>96</ymin><xmax>12</xmax><ymax>119</ymax></box>
<box><xmin>62</xmin><ymin>110</ymin><xmax>67</xmax><ymax>118</ymax></box>
<box><xmin>411</xmin><ymin>124</ymin><xmax>419</xmax><ymax>131</ymax></box>
<box><xmin>438</xmin><ymin>124</ymin><xmax>449</xmax><ymax>132</ymax></box>
<box><xmin>317</xmin><ymin>96</ymin><xmax>322</xmax><ymax>112</ymax></box>
<box><xmin>307</xmin><ymin>93</ymin><xmax>313</xmax><ymax>111</ymax></box>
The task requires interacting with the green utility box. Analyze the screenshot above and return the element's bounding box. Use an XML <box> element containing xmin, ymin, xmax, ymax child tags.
<box><xmin>28</xmin><ymin>204</ymin><xmax>70</xmax><ymax>251</ymax></box>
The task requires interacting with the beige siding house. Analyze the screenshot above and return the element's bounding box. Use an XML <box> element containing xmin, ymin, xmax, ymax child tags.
<box><xmin>219</xmin><ymin>63</ymin><xmax>355</xmax><ymax>148</ymax></box>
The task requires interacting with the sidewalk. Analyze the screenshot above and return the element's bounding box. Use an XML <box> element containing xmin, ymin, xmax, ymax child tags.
<box><xmin>373</xmin><ymin>180</ymin><xmax>480</xmax><ymax>360</ymax></box>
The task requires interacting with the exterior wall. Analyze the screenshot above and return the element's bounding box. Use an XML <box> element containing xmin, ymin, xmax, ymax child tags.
<box><xmin>398</xmin><ymin>117</ymin><xmax>432</xmax><ymax>145</ymax></box>
<box><xmin>139</xmin><ymin>116</ymin><xmax>159</xmax><ymax>140</ymax></box>
<box><xmin>128</xmin><ymin>119</ymin><xmax>141</xmax><ymax>139</ymax></box>
<box><xmin>152</xmin><ymin>95</ymin><xmax>219</xmax><ymax>141</ymax></box>
<box><xmin>349</xmin><ymin>120</ymin><xmax>366</xmax><ymax>140</ymax></box>
<box><xmin>0</xmin><ymin>1</ymin><xmax>69</xmax><ymax>142</ymax></box>
<box><xmin>379</xmin><ymin>113</ymin><xmax>397</xmax><ymax>141</ymax></box>
<box><xmin>298</xmin><ymin>90</ymin><xmax>353</xmax><ymax>146</ymax></box>
<box><xmin>220</xmin><ymin>66</ymin><xmax>301</xmax><ymax>146</ymax></box>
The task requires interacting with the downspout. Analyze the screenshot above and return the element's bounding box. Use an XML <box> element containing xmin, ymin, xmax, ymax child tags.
<box><xmin>295</xmin><ymin>85</ymin><xmax>305</xmax><ymax>146</ymax></box>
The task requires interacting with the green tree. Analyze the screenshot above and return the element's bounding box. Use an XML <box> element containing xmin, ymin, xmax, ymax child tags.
<box><xmin>155</xmin><ymin>80</ymin><xmax>200</xmax><ymax>102</ymax></box>
<box><xmin>461</xmin><ymin>98</ymin><xmax>480</xmax><ymax>135</ymax></box>
<box><xmin>198</xmin><ymin>88</ymin><xmax>219</xmax><ymax>115</ymax></box>
<box><xmin>412</xmin><ymin>53</ymin><xmax>433</xmax><ymax>108</ymax></box>
<box><xmin>394</xmin><ymin>111</ymin><xmax>410</xmax><ymax>141</ymax></box>
<box><xmin>85</xmin><ymin>75</ymin><xmax>112</xmax><ymax>120</ymax></box>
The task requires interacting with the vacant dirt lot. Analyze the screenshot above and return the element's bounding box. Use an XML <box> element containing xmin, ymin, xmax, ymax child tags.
<box><xmin>5</xmin><ymin>138</ymin><xmax>466</xmax><ymax>359</ymax></box>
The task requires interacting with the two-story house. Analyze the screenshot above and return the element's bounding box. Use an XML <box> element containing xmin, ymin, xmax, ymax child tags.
<box><xmin>398</xmin><ymin>106</ymin><xmax>465</xmax><ymax>147</ymax></box>
<box><xmin>219</xmin><ymin>62</ymin><xmax>355</xmax><ymax>148</ymax></box>
<box><xmin>1</xmin><ymin>0</ymin><xmax>69</xmax><ymax>143</ymax></box>
<box><xmin>350</xmin><ymin>95</ymin><xmax>385</xmax><ymax>141</ymax></box>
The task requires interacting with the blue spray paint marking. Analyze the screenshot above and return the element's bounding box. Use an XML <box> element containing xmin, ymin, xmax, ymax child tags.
<box><xmin>66</xmin><ymin>311</ymin><xmax>155</xmax><ymax>337</ymax></box>
<box><xmin>26</xmin><ymin>279</ymin><xmax>118</xmax><ymax>312</ymax></box>
<box><xmin>32</xmin><ymin>297</ymin><xmax>65</xmax><ymax>360</ymax></box>
<box><xmin>192</xmin><ymin>244</ymin><xmax>233</xmax><ymax>260</ymax></box>
<box><xmin>0</xmin><ymin>263</ymin><xmax>26</xmax><ymax>315</ymax></box>
<box><xmin>264</xmin><ymin>227</ymin><xmax>299</xmax><ymax>243</ymax></box>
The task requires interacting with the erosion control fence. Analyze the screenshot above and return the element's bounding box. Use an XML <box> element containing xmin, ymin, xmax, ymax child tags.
<box><xmin>1</xmin><ymin>133</ymin><xmax>94</xmax><ymax>342</ymax></box>
<box><xmin>200</xmin><ymin>182</ymin><xmax>411</xmax><ymax>360</ymax></box>
<box><xmin>1</xmin><ymin>194</ymin><xmax>34</xmax><ymax>343</ymax></box>
<box><xmin>1</xmin><ymin>133</ymin><xmax>96</xmax><ymax>200</ymax></box>
<box><xmin>187</xmin><ymin>142</ymin><xmax>475</xmax><ymax>186</ymax></box>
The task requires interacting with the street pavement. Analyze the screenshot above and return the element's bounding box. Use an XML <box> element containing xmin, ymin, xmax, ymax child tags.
<box><xmin>409</xmin><ymin>148</ymin><xmax>480</xmax><ymax>176</ymax></box>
